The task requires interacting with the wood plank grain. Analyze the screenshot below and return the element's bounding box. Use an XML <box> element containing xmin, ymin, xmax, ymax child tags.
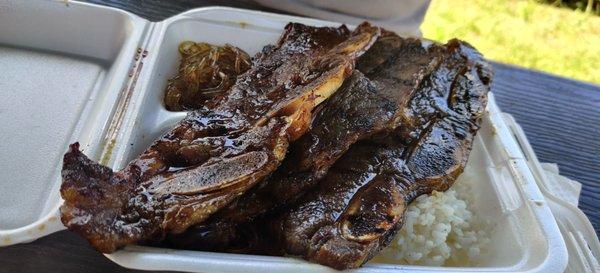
<box><xmin>0</xmin><ymin>231</ymin><xmax>155</xmax><ymax>273</ymax></box>
<box><xmin>1</xmin><ymin>2</ymin><xmax>598</xmax><ymax>273</ymax></box>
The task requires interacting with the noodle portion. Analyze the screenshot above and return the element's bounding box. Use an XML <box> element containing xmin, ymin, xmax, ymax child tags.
<box><xmin>165</xmin><ymin>42</ymin><xmax>251</xmax><ymax>111</ymax></box>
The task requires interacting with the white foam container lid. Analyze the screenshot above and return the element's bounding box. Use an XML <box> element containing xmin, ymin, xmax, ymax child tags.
<box><xmin>0</xmin><ymin>1</ymin><xmax>598</xmax><ymax>272</ymax></box>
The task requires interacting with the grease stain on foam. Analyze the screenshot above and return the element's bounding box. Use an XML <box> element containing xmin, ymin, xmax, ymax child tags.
<box><xmin>100</xmin><ymin>139</ymin><xmax>117</xmax><ymax>166</ymax></box>
<box><xmin>489</xmin><ymin>121</ymin><xmax>498</xmax><ymax>136</ymax></box>
<box><xmin>223</xmin><ymin>21</ymin><xmax>251</xmax><ymax>29</ymax></box>
<box><xmin>2</xmin><ymin>236</ymin><xmax>11</xmax><ymax>245</ymax></box>
<box><xmin>38</xmin><ymin>224</ymin><xmax>46</xmax><ymax>231</ymax></box>
<box><xmin>531</xmin><ymin>199</ymin><xmax>545</xmax><ymax>206</ymax></box>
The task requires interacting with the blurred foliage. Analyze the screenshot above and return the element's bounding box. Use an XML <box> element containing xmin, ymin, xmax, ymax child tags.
<box><xmin>536</xmin><ymin>0</ymin><xmax>600</xmax><ymax>15</ymax></box>
<box><xmin>421</xmin><ymin>0</ymin><xmax>600</xmax><ymax>84</ymax></box>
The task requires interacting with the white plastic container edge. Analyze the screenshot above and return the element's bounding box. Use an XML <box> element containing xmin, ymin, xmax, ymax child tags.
<box><xmin>503</xmin><ymin>114</ymin><xmax>600</xmax><ymax>273</ymax></box>
<box><xmin>254</xmin><ymin>0</ymin><xmax>431</xmax><ymax>36</ymax></box>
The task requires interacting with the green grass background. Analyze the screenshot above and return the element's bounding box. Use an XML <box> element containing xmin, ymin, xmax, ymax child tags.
<box><xmin>421</xmin><ymin>0</ymin><xmax>600</xmax><ymax>84</ymax></box>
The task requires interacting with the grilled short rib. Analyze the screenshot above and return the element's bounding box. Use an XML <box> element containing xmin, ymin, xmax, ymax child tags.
<box><xmin>166</xmin><ymin>32</ymin><xmax>447</xmax><ymax>250</ymax></box>
<box><xmin>163</xmin><ymin>31</ymin><xmax>492</xmax><ymax>271</ymax></box>
<box><xmin>60</xmin><ymin>22</ymin><xmax>380</xmax><ymax>253</ymax></box>
<box><xmin>277</xmin><ymin>39</ymin><xmax>492</xmax><ymax>269</ymax></box>
<box><xmin>170</xmin><ymin>34</ymin><xmax>492</xmax><ymax>268</ymax></box>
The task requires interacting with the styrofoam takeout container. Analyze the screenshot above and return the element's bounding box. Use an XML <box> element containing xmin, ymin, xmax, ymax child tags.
<box><xmin>1</xmin><ymin>1</ymin><xmax>598</xmax><ymax>272</ymax></box>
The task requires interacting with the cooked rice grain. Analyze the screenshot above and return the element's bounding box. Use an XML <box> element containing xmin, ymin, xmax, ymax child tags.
<box><xmin>376</xmin><ymin>187</ymin><xmax>490</xmax><ymax>266</ymax></box>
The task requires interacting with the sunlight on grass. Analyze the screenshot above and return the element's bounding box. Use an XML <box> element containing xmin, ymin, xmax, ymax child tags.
<box><xmin>421</xmin><ymin>0</ymin><xmax>600</xmax><ymax>84</ymax></box>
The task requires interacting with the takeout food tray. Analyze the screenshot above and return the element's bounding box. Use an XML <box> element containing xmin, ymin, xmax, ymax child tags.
<box><xmin>1</xmin><ymin>1</ymin><xmax>596</xmax><ymax>272</ymax></box>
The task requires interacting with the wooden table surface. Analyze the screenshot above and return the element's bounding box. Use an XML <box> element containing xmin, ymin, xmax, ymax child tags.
<box><xmin>1</xmin><ymin>1</ymin><xmax>598</xmax><ymax>272</ymax></box>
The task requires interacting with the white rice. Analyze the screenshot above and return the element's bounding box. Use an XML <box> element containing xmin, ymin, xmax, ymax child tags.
<box><xmin>375</xmin><ymin>183</ymin><xmax>490</xmax><ymax>266</ymax></box>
